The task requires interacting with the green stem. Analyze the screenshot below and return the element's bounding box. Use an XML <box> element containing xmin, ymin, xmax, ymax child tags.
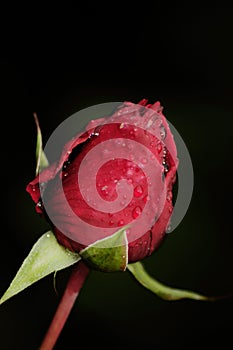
<box><xmin>39</xmin><ymin>260</ymin><xmax>90</xmax><ymax>350</ymax></box>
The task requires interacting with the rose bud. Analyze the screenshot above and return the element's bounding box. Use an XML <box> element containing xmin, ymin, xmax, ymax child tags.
<box><xmin>26</xmin><ymin>99</ymin><xmax>178</xmax><ymax>271</ymax></box>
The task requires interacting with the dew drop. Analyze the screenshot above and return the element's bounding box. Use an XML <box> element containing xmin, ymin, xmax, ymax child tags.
<box><xmin>62</xmin><ymin>160</ymin><xmax>70</xmax><ymax>170</ymax></box>
<box><xmin>132</xmin><ymin>206</ymin><xmax>142</xmax><ymax>219</ymax></box>
<box><xmin>37</xmin><ymin>200</ymin><xmax>42</xmax><ymax>208</ymax></box>
<box><xmin>143</xmin><ymin>195</ymin><xmax>150</xmax><ymax>203</ymax></box>
<box><xmin>150</xmin><ymin>141</ymin><xmax>155</xmax><ymax>148</ymax></box>
<box><xmin>115</xmin><ymin>139</ymin><xmax>122</xmax><ymax>146</ymax></box>
<box><xmin>160</xmin><ymin>124</ymin><xmax>167</xmax><ymax>140</ymax></box>
<box><xmin>63</xmin><ymin>172</ymin><xmax>68</xmax><ymax>178</ymax></box>
<box><xmin>163</xmin><ymin>163</ymin><xmax>169</xmax><ymax>173</ymax></box>
<box><xmin>134</xmin><ymin>185</ymin><xmax>143</xmax><ymax>198</ymax></box>
<box><xmin>101</xmin><ymin>185</ymin><xmax>108</xmax><ymax>195</ymax></box>
<box><xmin>128</xmin><ymin>200</ymin><xmax>135</xmax><ymax>207</ymax></box>
<box><xmin>166</xmin><ymin>190</ymin><xmax>172</xmax><ymax>202</ymax></box>
<box><xmin>127</xmin><ymin>168</ymin><xmax>134</xmax><ymax>177</ymax></box>
<box><xmin>118</xmin><ymin>219</ymin><xmax>125</xmax><ymax>226</ymax></box>
<box><xmin>157</xmin><ymin>141</ymin><xmax>162</xmax><ymax>153</ymax></box>
<box><xmin>109</xmin><ymin>220</ymin><xmax>114</xmax><ymax>226</ymax></box>
<box><xmin>141</xmin><ymin>157</ymin><xmax>148</xmax><ymax>164</ymax></box>
<box><xmin>129</xmin><ymin>130</ymin><xmax>134</xmax><ymax>136</ymax></box>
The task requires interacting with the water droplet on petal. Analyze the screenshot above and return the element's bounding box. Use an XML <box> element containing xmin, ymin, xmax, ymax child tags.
<box><xmin>157</xmin><ymin>141</ymin><xmax>162</xmax><ymax>153</ymax></box>
<box><xmin>166</xmin><ymin>190</ymin><xmax>172</xmax><ymax>202</ymax></box>
<box><xmin>132</xmin><ymin>206</ymin><xmax>142</xmax><ymax>219</ymax></box>
<box><xmin>150</xmin><ymin>141</ymin><xmax>155</xmax><ymax>148</ymax></box>
<box><xmin>143</xmin><ymin>195</ymin><xmax>150</xmax><ymax>203</ymax></box>
<box><xmin>134</xmin><ymin>185</ymin><xmax>143</xmax><ymax>198</ymax></box>
<box><xmin>160</xmin><ymin>124</ymin><xmax>167</xmax><ymax>140</ymax></box>
<box><xmin>62</xmin><ymin>161</ymin><xmax>70</xmax><ymax>170</ymax></box>
<box><xmin>37</xmin><ymin>200</ymin><xmax>42</xmax><ymax>208</ymax></box>
<box><xmin>141</xmin><ymin>157</ymin><xmax>148</xmax><ymax>164</ymax></box>
<box><xmin>163</xmin><ymin>162</ymin><xmax>169</xmax><ymax>173</ymax></box>
<box><xmin>118</xmin><ymin>219</ymin><xmax>125</xmax><ymax>226</ymax></box>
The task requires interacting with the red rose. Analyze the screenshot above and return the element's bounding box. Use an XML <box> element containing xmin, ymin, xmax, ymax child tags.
<box><xmin>26</xmin><ymin>99</ymin><xmax>178</xmax><ymax>269</ymax></box>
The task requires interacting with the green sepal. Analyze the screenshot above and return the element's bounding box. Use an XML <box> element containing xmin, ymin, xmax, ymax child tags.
<box><xmin>34</xmin><ymin>113</ymin><xmax>49</xmax><ymax>176</ymax></box>
<box><xmin>0</xmin><ymin>231</ymin><xmax>80</xmax><ymax>305</ymax></box>
<box><xmin>127</xmin><ymin>261</ymin><xmax>216</xmax><ymax>301</ymax></box>
<box><xmin>79</xmin><ymin>228</ymin><xmax>128</xmax><ymax>272</ymax></box>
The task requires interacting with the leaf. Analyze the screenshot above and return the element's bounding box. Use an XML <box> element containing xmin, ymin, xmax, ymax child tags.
<box><xmin>34</xmin><ymin>113</ymin><xmax>49</xmax><ymax>176</ymax></box>
<box><xmin>127</xmin><ymin>261</ymin><xmax>216</xmax><ymax>301</ymax></box>
<box><xmin>79</xmin><ymin>228</ymin><xmax>128</xmax><ymax>272</ymax></box>
<box><xmin>0</xmin><ymin>231</ymin><xmax>80</xmax><ymax>305</ymax></box>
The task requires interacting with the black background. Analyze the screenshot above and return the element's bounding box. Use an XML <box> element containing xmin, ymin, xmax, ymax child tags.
<box><xmin>1</xmin><ymin>3</ymin><xmax>233</xmax><ymax>350</ymax></box>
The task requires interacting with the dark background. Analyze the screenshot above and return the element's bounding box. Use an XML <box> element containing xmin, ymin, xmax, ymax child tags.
<box><xmin>1</xmin><ymin>3</ymin><xmax>233</xmax><ymax>349</ymax></box>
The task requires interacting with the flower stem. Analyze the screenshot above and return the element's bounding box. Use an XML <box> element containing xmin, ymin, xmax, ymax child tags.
<box><xmin>39</xmin><ymin>260</ymin><xmax>90</xmax><ymax>350</ymax></box>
